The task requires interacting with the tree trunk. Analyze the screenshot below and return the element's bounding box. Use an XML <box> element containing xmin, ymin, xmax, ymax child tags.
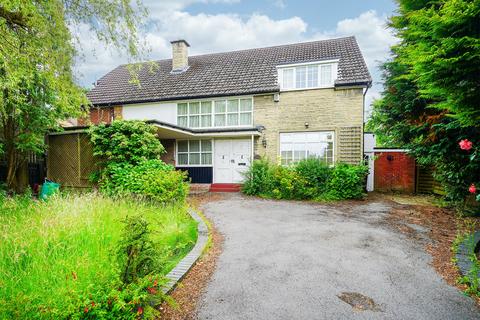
<box><xmin>3</xmin><ymin>114</ymin><xmax>28</xmax><ymax>193</ymax></box>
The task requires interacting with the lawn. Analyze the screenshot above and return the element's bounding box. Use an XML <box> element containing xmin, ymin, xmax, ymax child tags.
<box><xmin>0</xmin><ymin>192</ymin><xmax>197</xmax><ymax>319</ymax></box>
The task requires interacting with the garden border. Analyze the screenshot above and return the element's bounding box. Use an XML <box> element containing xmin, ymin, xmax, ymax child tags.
<box><xmin>456</xmin><ymin>231</ymin><xmax>480</xmax><ymax>279</ymax></box>
<box><xmin>162</xmin><ymin>208</ymin><xmax>209</xmax><ymax>294</ymax></box>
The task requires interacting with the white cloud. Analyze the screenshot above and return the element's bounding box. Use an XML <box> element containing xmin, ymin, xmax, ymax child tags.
<box><xmin>73</xmin><ymin>6</ymin><xmax>397</xmax><ymax>114</ymax></box>
<box><xmin>313</xmin><ymin>10</ymin><xmax>398</xmax><ymax>110</ymax></box>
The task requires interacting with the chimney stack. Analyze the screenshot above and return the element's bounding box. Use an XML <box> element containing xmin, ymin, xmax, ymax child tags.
<box><xmin>171</xmin><ymin>40</ymin><xmax>190</xmax><ymax>73</ymax></box>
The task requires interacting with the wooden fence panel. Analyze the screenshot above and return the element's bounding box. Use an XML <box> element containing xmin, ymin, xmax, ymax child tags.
<box><xmin>47</xmin><ymin>132</ymin><xmax>97</xmax><ymax>188</ymax></box>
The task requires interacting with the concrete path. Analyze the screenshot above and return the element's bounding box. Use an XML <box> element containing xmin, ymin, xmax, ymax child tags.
<box><xmin>197</xmin><ymin>194</ymin><xmax>480</xmax><ymax>320</ymax></box>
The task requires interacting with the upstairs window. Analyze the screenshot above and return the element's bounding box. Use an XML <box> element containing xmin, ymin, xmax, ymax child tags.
<box><xmin>178</xmin><ymin>98</ymin><xmax>252</xmax><ymax>128</ymax></box>
<box><xmin>278</xmin><ymin>61</ymin><xmax>338</xmax><ymax>90</ymax></box>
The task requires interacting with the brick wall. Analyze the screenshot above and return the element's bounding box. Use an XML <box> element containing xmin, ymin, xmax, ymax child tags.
<box><xmin>78</xmin><ymin>106</ymin><xmax>123</xmax><ymax>125</ymax></box>
<box><xmin>253</xmin><ymin>88</ymin><xmax>364</xmax><ymax>164</ymax></box>
<box><xmin>374</xmin><ymin>151</ymin><xmax>416</xmax><ymax>193</ymax></box>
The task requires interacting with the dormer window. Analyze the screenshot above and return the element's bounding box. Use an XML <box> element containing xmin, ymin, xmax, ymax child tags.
<box><xmin>277</xmin><ymin>60</ymin><xmax>338</xmax><ymax>91</ymax></box>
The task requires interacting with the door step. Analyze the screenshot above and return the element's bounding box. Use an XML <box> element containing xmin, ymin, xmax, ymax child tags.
<box><xmin>209</xmin><ymin>183</ymin><xmax>242</xmax><ymax>193</ymax></box>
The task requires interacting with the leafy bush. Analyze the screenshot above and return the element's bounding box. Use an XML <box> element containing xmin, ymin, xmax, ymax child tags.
<box><xmin>89</xmin><ymin>120</ymin><xmax>165</xmax><ymax>167</ymax></box>
<box><xmin>89</xmin><ymin>120</ymin><xmax>189</xmax><ymax>203</ymax></box>
<box><xmin>295</xmin><ymin>158</ymin><xmax>332</xmax><ymax>197</ymax></box>
<box><xmin>101</xmin><ymin>160</ymin><xmax>189</xmax><ymax>204</ymax></box>
<box><xmin>117</xmin><ymin>216</ymin><xmax>159</xmax><ymax>285</ymax></box>
<box><xmin>242</xmin><ymin>159</ymin><xmax>367</xmax><ymax>201</ymax></box>
<box><xmin>242</xmin><ymin>159</ymin><xmax>272</xmax><ymax>196</ymax></box>
<box><xmin>323</xmin><ymin>163</ymin><xmax>369</xmax><ymax>200</ymax></box>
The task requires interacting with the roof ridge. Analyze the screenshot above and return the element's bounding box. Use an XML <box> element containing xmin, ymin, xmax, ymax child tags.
<box><xmin>117</xmin><ymin>36</ymin><xmax>357</xmax><ymax>67</ymax></box>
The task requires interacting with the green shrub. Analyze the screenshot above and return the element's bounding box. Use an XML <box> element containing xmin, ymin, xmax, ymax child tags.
<box><xmin>324</xmin><ymin>163</ymin><xmax>369</xmax><ymax>200</ymax></box>
<box><xmin>295</xmin><ymin>158</ymin><xmax>332</xmax><ymax>197</ymax></box>
<box><xmin>242</xmin><ymin>159</ymin><xmax>367</xmax><ymax>201</ymax></box>
<box><xmin>269</xmin><ymin>165</ymin><xmax>308</xmax><ymax>200</ymax></box>
<box><xmin>242</xmin><ymin>159</ymin><xmax>272</xmax><ymax>195</ymax></box>
<box><xmin>89</xmin><ymin>120</ymin><xmax>165</xmax><ymax>167</ymax></box>
<box><xmin>101</xmin><ymin>160</ymin><xmax>189</xmax><ymax>204</ymax></box>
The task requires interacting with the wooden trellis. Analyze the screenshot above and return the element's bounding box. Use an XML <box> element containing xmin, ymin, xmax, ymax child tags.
<box><xmin>46</xmin><ymin>131</ymin><xmax>97</xmax><ymax>188</ymax></box>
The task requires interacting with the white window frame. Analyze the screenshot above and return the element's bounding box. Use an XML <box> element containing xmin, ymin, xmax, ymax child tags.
<box><xmin>176</xmin><ymin>97</ymin><xmax>253</xmax><ymax>129</ymax></box>
<box><xmin>176</xmin><ymin>139</ymin><xmax>214</xmax><ymax>167</ymax></box>
<box><xmin>279</xmin><ymin>131</ymin><xmax>335</xmax><ymax>166</ymax></box>
<box><xmin>277</xmin><ymin>60</ymin><xmax>339</xmax><ymax>91</ymax></box>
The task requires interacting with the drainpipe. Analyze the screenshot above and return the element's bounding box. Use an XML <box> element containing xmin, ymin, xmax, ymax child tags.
<box><xmin>362</xmin><ymin>85</ymin><xmax>370</xmax><ymax>163</ymax></box>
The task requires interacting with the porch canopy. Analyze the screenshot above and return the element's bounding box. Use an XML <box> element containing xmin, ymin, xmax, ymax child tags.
<box><xmin>146</xmin><ymin>120</ymin><xmax>261</xmax><ymax>139</ymax></box>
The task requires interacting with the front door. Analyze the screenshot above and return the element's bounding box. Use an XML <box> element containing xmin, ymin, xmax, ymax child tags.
<box><xmin>214</xmin><ymin>139</ymin><xmax>251</xmax><ymax>183</ymax></box>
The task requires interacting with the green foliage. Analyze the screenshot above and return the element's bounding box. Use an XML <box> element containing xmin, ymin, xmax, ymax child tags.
<box><xmin>367</xmin><ymin>0</ymin><xmax>480</xmax><ymax>206</ymax></box>
<box><xmin>89</xmin><ymin>120</ymin><xmax>165</xmax><ymax>167</ymax></box>
<box><xmin>324</xmin><ymin>163</ymin><xmax>369</xmax><ymax>200</ymax></box>
<box><xmin>295</xmin><ymin>158</ymin><xmax>332</xmax><ymax>197</ymax></box>
<box><xmin>117</xmin><ymin>216</ymin><xmax>159</xmax><ymax>285</ymax></box>
<box><xmin>453</xmin><ymin>220</ymin><xmax>480</xmax><ymax>298</ymax></box>
<box><xmin>89</xmin><ymin>121</ymin><xmax>188</xmax><ymax>203</ymax></box>
<box><xmin>100</xmin><ymin>160</ymin><xmax>189</xmax><ymax>204</ymax></box>
<box><xmin>242</xmin><ymin>159</ymin><xmax>272</xmax><ymax>196</ymax></box>
<box><xmin>242</xmin><ymin>159</ymin><xmax>367</xmax><ymax>201</ymax></box>
<box><xmin>0</xmin><ymin>193</ymin><xmax>197</xmax><ymax>319</ymax></box>
<box><xmin>0</xmin><ymin>0</ymin><xmax>146</xmax><ymax>191</ymax></box>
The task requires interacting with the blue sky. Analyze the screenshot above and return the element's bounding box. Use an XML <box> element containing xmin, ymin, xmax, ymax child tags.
<box><xmin>74</xmin><ymin>0</ymin><xmax>399</xmax><ymax>109</ymax></box>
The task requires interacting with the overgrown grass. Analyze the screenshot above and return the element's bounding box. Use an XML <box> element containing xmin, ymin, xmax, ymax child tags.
<box><xmin>0</xmin><ymin>193</ymin><xmax>197</xmax><ymax>319</ymax></box>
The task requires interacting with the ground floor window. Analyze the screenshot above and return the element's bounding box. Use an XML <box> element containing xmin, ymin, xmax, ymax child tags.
<box><xmin>176</xmin><ymin>140</ymin><xmax>213</xmax><ymax>166</ymax></box>
<box><xmin>279</xmin><ymin>131</ymin><xmax>334</xmax><ymax>165</ymax></box>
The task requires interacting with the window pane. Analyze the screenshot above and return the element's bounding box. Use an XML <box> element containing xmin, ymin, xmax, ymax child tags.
<box><xmin>214</xmin><ymin>100</ymin><xmax>226</xmax><ymax>113</ymax></box>
<box><xmin>227</xmin><ymin>113</ymin><xmax>238</xmax><ymax>126</ymax></box>
<box><xmin>295</xmin><ymin>66</ymin><xmax>307</xmax><ymax>88</ymax></box>
<box><xmin>320</xmin><ymin>64</ymin><xmax>332</xmax><ymax>86</ymax></box>
<box><xmin>240</xmin><ymin>99</ymin><xmax>252</xmax><ymax>111</ymax></box>
<box><xmin>201</xmin><ymin>140</ymin><xmax>212</xmax><ymax>152</ymax></box>
<box><xmin>201</xmin><ymin>101</ymin><xmax>212</xmax><ymax>114</ymax></box>
<box><xmin>189</xmin><ymin>102</ymin><xmax>200</xmax><ymax>114</ymax></box>
<box><xmin>215</xmin><ymin>114</ymin><xmax>225</xmax><ymax>126</ymax></box>
<box><xmin>294</xmin><ymin>150</ymin><xmax>306</xmax><ymax>162</ymax></box>
<box><xmin>201</xmin><ymin>115</ymin><xmax>212</xmax><ymax>127</ymax></box>
<box><xmin>189</xmin><ymin>153</ymin><xmax>200</xmax><ymax>165</ymax></box>
<box><xmin>177</xmin><ymin>141</ymin><xmax>188</xmax><ymax>152</ymax></box>
<box><xmin>178</xmin><ymin>103</ymin><xmax>188</xmax><ymax>115</ymax></box>
<box><xmin>227</xmin><ymin>99</ymin><xmax>238</xmax><ymax>113</ymax></box>
<box><xmin>201</xmin><ymin>153</ymin><xmax>212</xmax><ymax>165</ymax></box>
<box><xmin>239</xmin><ymin>112</ymin><xmax>251</xmax><ymax>125</ymax></box>
<box><xmin>177</xmin><ymin>153</ymin><xmax>188</xmax><ymax>165</ymax></box>
<box><xmin>281</xmin><ymin>150</ymin><xmax>293</xmax><ymax>166</ymax></box>
<box><xmin>178</xmin><ymin>116</ymin><xmax>188</xmax><ymax>127</ymax></box>
<box><xmin>282</xmin><ymin>69</ymin><xmax>294</xmax><ymax>88</ymax></box>
<box><xmin>307</xmin><ymin>65</ymin><xmax>318</xmax><ymax>88</ymax></box>
<box><xmin>189</xmin><ymin>140</ymin><xmax>200</xmax><ymax>152</ymax></box>
<box><xmin>189</xmin><ymin>115</ymin><xmax>200</xmax><ymax>127</ymax></box>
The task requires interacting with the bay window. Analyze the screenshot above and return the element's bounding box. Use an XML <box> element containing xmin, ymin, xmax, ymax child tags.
<box><xmin>177</xmin><ymin>140</ymin><xmax>213</xmax><ymax>166</ymax></box>
<box><xmin>177</xmin><ymin>98</ymin><xmax>252</xmax><ymax>128</ymax></box>
<box><xmin>280</xmin><ymin>131</ymin><xmax>334</xmax><ymax>165</ymax></box>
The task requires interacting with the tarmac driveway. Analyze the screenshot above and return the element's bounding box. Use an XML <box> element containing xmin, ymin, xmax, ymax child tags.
<box><xmin>197</xmin><ymin>194</ymin><xmax>479</xmax><ymax>320</ymax></box>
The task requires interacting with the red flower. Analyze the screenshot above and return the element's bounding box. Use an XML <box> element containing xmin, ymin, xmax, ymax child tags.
<box><xmin>147</xmin><ymin>286</ymin><xmax>157</xmax><ymax>294</ymax></box>
<box><xmin>469</xmin><ymin>184</ymin><xmax>477</xmax><ymax>194</ymax></box>
<box><xmin>153</xmin><ymin>279</ymin><xmax>158</xmax><ymax>287</ymax></box>
<box><xmin>84</xmin><ymin>307</ymin><xmax>89</xmax><ymax>313</ymax></box>
<box><xmin>459</xmin><ymin>139</ymin><xmax>473</xmax><ymax>151</ymax></box>
<box><xmin>91</xmin><ymin>301</ymin><xmax>95</xmax><ymax>307</ymax></box>
<box><xmin>137</xmin><ymin>306</ymin><xmax>144</xmax><ymax>315</ymax></box>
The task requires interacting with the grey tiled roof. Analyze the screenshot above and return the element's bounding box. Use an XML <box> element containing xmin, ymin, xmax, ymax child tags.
<box><xmin>87</xmin><ymin>36</ymin><xmax>371</xmax><ymax>106</ymax></box>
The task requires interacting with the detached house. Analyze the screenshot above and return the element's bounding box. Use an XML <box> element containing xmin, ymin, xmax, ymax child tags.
<box><xmin>85</xmin><ymin>37</ymin><xmax>371</xmax><ymax>186</ymax></box>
